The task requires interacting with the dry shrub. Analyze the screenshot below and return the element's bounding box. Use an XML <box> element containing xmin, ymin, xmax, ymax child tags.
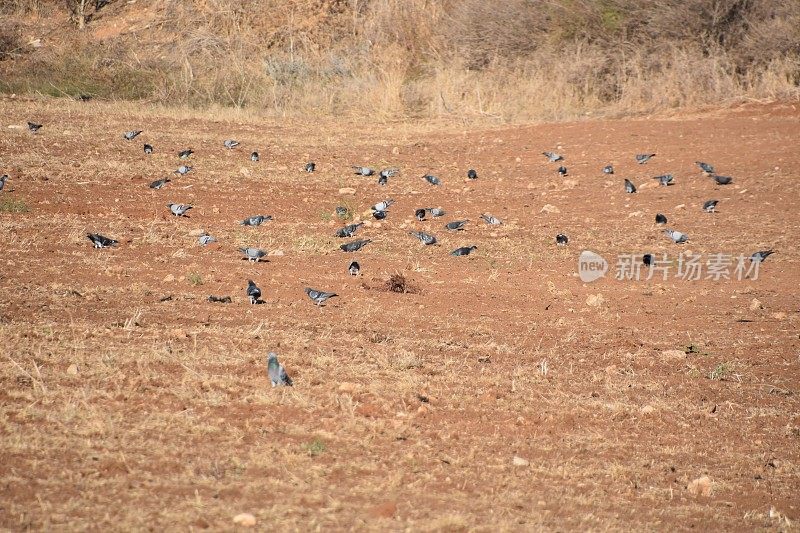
<box><xmin>383</xmin><ymin>272</ymin><xmax>421</xmax><ymax>294</ymax></box>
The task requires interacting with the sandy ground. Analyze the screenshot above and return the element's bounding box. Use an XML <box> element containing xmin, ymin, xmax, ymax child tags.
<box><xmin>0</xmin><ymin>97</ymin><xmax>798</xmax><ymax>530</ymax></box>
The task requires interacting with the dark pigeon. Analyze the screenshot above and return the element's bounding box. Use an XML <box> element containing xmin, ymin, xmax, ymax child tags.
<box><xmin>149</xmin><ymin>177</ymin><xmax>170</xmax><ymax>189</ymax></box>
<box><xmin>144</xmin><ymin>143</ymin><xmax>154</xmax><ymax>154</ymax></box>
<box><xmin>335</xmin><ymin>222</ymin><xmax>363</xmax><ymax>238</ymax></box>
<box><xmin>703</xmin><ymin>200</ymin><xmax>718</xmax><ymax>213</ymax></box>
<box><xmin>653</xmin><ymin>174</ymin><xmax>674</xmax><ymax>186</ymax></box>
<box><xmin>423</xmin><ymin>174</ymin><xmax>441</xmax><ymax>186</ymax></box>
<box><xmin>451</xmin><ymin>245</ymin><xmax>477</xmax><ymax>256</ymax></box>
<box><xmin>556</xmin><ymin>234</ymin><xmax>568</xmax><ymax>246</ymax></box>
<box><xmin>340</xmin><ymin>239</ymin><xmax>371</xmax><ymax>252</ymax></box>
<box><xmin>178</xmin><ymin>149</ymin><xmax>194</xmax><ymax>159</ymax></box>
<box><xmin>247</xmin><ymin>280</ymin><xmax>261</xmax><ymax>304</ymax></box>
<box><xmin>643</xmin><ymin>253</ymin><xmax>653</xmax><ymax>267</ymax></box>
<box><xmin>348</xmin><ymin>261</ymin><xmax>360</xmax><ymax>276</ymax></box>
<box><xmin>635</xmin><ymin>153</ymin><xmax>655</xmax><ymax>164</ymax></box>
<box><xmin>602</xmin><ymin>165</ymin><xmax>614</xmax><ymax>174</ymax></box>
<box><xmin>251</xmin><ymin>151</ymin><xmax>259</xmax><ymax>162</ymax></box>
<box><xmin>557</xmin><ymin>166</ymin><xmax>567</xmax><ymax>177</ymax></box>
<box><xmin>467</xmin><ymin>169</ymin><xmax>478</xmax><ymax>180</ymax></box>
<box><xmin>415</xmin><ymin>208</ymin><xmax>427</xmax><ymax>221</ymax></box>
<box><xmin>240</xmin><ymin>215</ymin><xmax>273</xmax><ymax>227</ymax></box>
<box><xmin>27</xmin><ymin>121</ymin><xmax>43</xmax><ymax>133</ymax></box>
<box><xmin>409</xmin><ymin>231</ymin><xmax>437</xmax><ymax>245</ymax></box>
<box><xmin>712</xmin><ymin>175</ymin><xmax>733</xmax><ymax>185</ymax></box>
<box><xmin>624</xmin><ymin>179</ymin><xmax>637</xmax><ymax>193</ymax></box>
<box><xmin>446</xmin><ymin>220</ymin><xmax>468</xmax><ymax>231</ymax></box>
<box><xmin>305</xmin><ymin>162</ymin><xmax>315</xmax><ymax>172</ymax></box>
<box><xmin>87</xmin><ymin>233</ymin><xmax>118</xmax><ymax>248</ymax></box>
<box><xmin>750</xmin><ymin>250</ymin><xmax>774</xmax><ymax>263</ymax></box>
<box><xmin>696</xmin><ymin>161</ymin><xmax>715</xmax><ymax>174</ymax></box>
<box><xmin>655</xmin><ymin>213</ymin><xmax>667</xmax><ymax>225</ymax></box>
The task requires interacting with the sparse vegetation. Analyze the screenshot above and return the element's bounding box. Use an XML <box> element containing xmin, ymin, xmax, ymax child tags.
<box><xmin>304</xmin><ymin>438</ymin><xmax>326</xmax><ymax>457</ymax></box>
<box><xmin>187</xmin><ymin>272</ymin><xmax>203</xmax><ymax>286</ymax></box>
<box><xmin>0</xmin><ymin>198</ymin><xmax>29</xmax><ymax>213</ymax></box>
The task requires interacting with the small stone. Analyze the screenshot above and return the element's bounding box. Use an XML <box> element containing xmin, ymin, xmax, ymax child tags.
<box><xmin>586</xmin><ymin>293</ymin><xmax>605</xmax><ymax>307</ymax></box>
<box><xmin>212</xmin><ymin>207</ymin><xmax>220</xmax><ymax>214</ymax></box>
<box><xmin>749</xmin><ymin>298</ymin><xmax>762</xmax><ymax>311</ymax></box>
<box><xmin>687</xmin><ymin>475</ymin><xmax>713</xmax><ymax>497</ymax></box>
<box><xmin>188</xmin><ymin>228</ymin><xmax>206</xmax><ymax>237</ymax></box>
<box><xmin>661</xmin><ymin>349</ymin><xmax>687</xmax><ymax>361</ymax></box>
<box><xmin>267</xmin><ymin>250</ymin><xmax>284</xmax><ymax>256</ymax></box>
<box><xmin>391</xmin><ymin>146</ymin><xmax>399</xmax><ymax>155</ymax></box>
<box><xmin>627</xmin><ymin>211</ymin><xmax>643</xmax><ymax>218</ymax></box>
<box><xmin>675</xmin><ymin>204</ymin><xmax>686</xmax><ymax>210</ymax></box>
<box><xmin>338</xmin><ymin>382</ymin><xmax>358</xmax><ymax>393</ymax></box>
<box><xmin>232</xmin><ymin>513</ymin><xmax>256</xmax><ymax>527</ymax></box>
<box><xmin>641</xmin><ymin>405</ymin><xmax>655</xmax><ymax>414</ymax></box>
<box><xmin>512</xmin><ymin>456</ymin><xmax>529</xmax><ymax>467</ymax></box>
<box><xmin>67</xmin><ymin>363</ymin><xmax>79</xmax><ymax>375</ymax></box>
<box><xmin>772</xmin><ymin>312</ymin><xmax>786</xmax><ymax>320</ymax></box>
<box><xmin>240</xmin><ymin>167</ymin><xmax>251</xmax><ymax>177</ymax></box>
<box><xmin>163</xmin><ymin>274</ymin><xmax>175</xmax><ymax>283</ymax></box>
<box><xmin>540</xmin><ymin>204</ymin><xmax>560</xmax><ymax>214</ymax></box>
<box><xmin>339</xmin><ymin>187</ymin><xmax>356</xmax><ymax>195</ymax></box>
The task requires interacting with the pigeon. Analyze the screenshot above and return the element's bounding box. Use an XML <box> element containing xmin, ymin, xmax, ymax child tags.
<box><xmin>86</xmin><ymin>233</ymin><xmax>118</xmax><ymax>248</ymax></box>
<box><xmin>380</xmin><ymin>168</ymin><xmax>399</xmax><ymax>179</ymax></box>
<box><xmin>353</xmin><ymin>166</ymin><xmax>375</xmax><ymax>176</ymax></box>
<box><xmin>246</xmin><ymin>280</ymin><xmax>261</xmax><ymax>304</ymax></box>
<box><xmin>445</xmin><ymin>220</ymin><xmax>468</xmax><ymax>231</ymax></box>
<box><xmin>655</xmin><ymin>213</ymin><xmax>667</xmax><ymax>225</ymax></box>
<box><xmin>178</xmin><ymin>149</ymin><xmax>194</xmax><ymax>159</ymax></box>
<box><xmin>624</xmin><ymin>179</ymin><xmax>637</xmax><ymax>193</ymax></box>
<box><xmin>378</xmin><ymin>175</ymin><xmax>388</xmax><ymax>186</ymax></box>
<box><xmin>643</xmin><ymin>253</ymin><xmax>653</xmax><ymax>266</ymax></box>
<box><xmin>168</xmin><ymin>203</ymin><xmax>192</xmax><ymax>217</ymax></box>
<box><xmin>557</xmin><ymin>166</ymin><xmax>568</xmax><ymax>177</ymax></box>
<box><xmin>750</xmin><ymin>250</ymin><xmax>774</xmax><ymax>263</ymax></box>
<box><xmin>372</xmin><ymin>210</ymin><xmax>387</xmax><ymax>220</ymax></box>
<box><xmin>144</xmin><ymin>143</ymin><xmax>154</xmax><ymax>154</ymax></box>
<box><xmin>335</xmin><ymin>222</ymin><xmax>364</xmax><ymax>238</ymax></box>
<box><xmin>423</xmin><ymin>174</ymin><xmax>441</xmax><ymax>186</ymax></box>
<box><xmin>635</xmin><ymin>153</ymin><xmax>655</xmax><ymax>164</ymax></box>
<box><xmin>27</xmin><ymin>121</ymin><xmax>43</xmax><ymax>133</ymax></box>
<box><xmin>712</xmin><ymin>175</ymin><xmax>733</xmax><ymax>185</ymax></box>
<box><xmin>480</xmin><ymin>214</ymin><xmax>502</xmax><ymax>225</ymax></box>
<box><xmin>664</xmin><ymin>229</ymin><xmax>688</xmax><ymax>244</ymax></box>
<box><xmin>123</xmin><ymin>130</ymin><xmax>142</xmax><ymax>141</ymax></box>
<box><xmin>198</xmin><ymin>233</ymin><xmax>216</xmax><ymax>246</ymax></box>
<box><xmin>207</xmin><ymin>295</ymin><xmax>232</xmax><ymax>303</ymax></box>
<box><xmin>451</xmin><ymin>245</ymin><xmax>477</xmax><ymax>256</ymax></box>
<box><xmin>267</xmin><ymin>352</ymin><xmax>292</xmax><ymax>386</ymax></box>
<box><xmin>251</xmin><ymin>151</ymin><xmax>259</xmax><ymax>162</ymax></box>
<box><xmin>340</xmin><ymin>239</ymin><xmax>371</xmax><ymax>252</ymax></box>
<box><xmin>696</xmin><ymin>161</ymin><xmax>715</xmax><ymax>174</ymax></box>
<box><xmin>240</xmin><ymin>215</ymin><xmax>273</xmax><ymax>227</ymax></box>
<box><xmin>77</xmin><ymin>94</ymin><xmax>93</xmax><ymax>102</ymax></box>
<box><xmin>348</xmin><ymin>261</ymin><xmax>360</xmax><ymax>276</ymax></box>
<box><xmin>175</xmin><ymin>165</ymin><xmax>192</xmax><ymax>175</ymax></box>
<box><xmin>467</xmin><ymin>169</ymin><xmax>478</xmax><ymax>180</ymax></box>
<box><xmin>305</xmin><ymin>162</ymin><xmax>316</xmax><ymax>172</ymax></box>
<box><xmin>653</xmin><ymin>174</ymin><xmax>674</xmax><ymax>186</ymax></box>
<box><xmin>305</xmin><ymin>287</ymin><xmax>338</xmax><ymax>306</ymax></box>
<box><xmin>223</xmin><ymin>139</ymin><xmax>240</xmax><ymax>149</ymax></box>
<box><xmin>602</xmin><ymin>164</ymin><xmax>614</xmax><ymax>174</ymax></box>
<box><xmin>149</xmin><ymin>177</ymin><xmax>170</xmax><ymax>189</ymax></box>
<box><xmin>415</xmin><ymin>208</ymin><xmax>427</xmax><ymax>221</ymax></box>
<box><xmin>335</xmin><ymin>206</ymin><xmax>349</xmax><ymax>219</ymax></box>
<box><xmin>409</xmin><ymin>231</ymin><xmax>437</xmax><ymax>245</ymax></box>
<box><xmin>239</xmin><ymin>247</ymin><xmax>267</xmax><ymax>262</ymax></box>
<box><xmin>556</xmin><ymin>233</ymin><xmax>568</xmax><ymax>246</ymax></box>
<box><xmin>426</xmin><ymin>208</ymin><xmax>446</xmax><ymax>217</ymax></box>
<box><xmin>0</xmin><ymin>175</ymin><xmax>7</xmax><ymax>191</ymax></box>
<box><xmin>703</xmin><ymin>200</ymin><xmax>718</xmax><ymax>213</ymax></box>
<box><xmin>372</xmin><ymin>199</ymin><xmax>394</xmax><ymax>212</ymax></box>
<box><xmin>543</xmin><ymin>151</ymin><xmax>563</xmax><ymax>162</ymax></box>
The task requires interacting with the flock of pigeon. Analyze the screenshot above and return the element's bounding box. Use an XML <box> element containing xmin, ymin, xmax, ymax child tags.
<box><xmin>6</xmin><ymin>121</ymin><xmax>777</xmax><ymax>386</ymax></box>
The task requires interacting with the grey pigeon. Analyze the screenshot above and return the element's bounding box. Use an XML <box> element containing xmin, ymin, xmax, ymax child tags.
<box><xmin>335</xmin><ymin>206</ymin><xmax>349</xmax><ymax>219</ymax></box>
<box><xmin>267</xmin><ymin>352</ymin><xmax>292</xmax><ymax>386</ymax></box>
<box><xmin>144</xmin><ymin>143</ymin><xmax>154</xmax><ymax>154</ymax></box>
<box><xmin>380</xmin><ymin>168</ymin><xmax>399</xmax><ymax>179</ymax></box>
<box><xmin>750</xmin><ymin>250</ymin><xmax>774</xmax><ymax>263</ymax></box>
<box><xmin>664</xmin><ymin>229</ymin><xmax>688</xmax><ymax>244</ymax></box>
<box><xmin>87</xmin><ymin>233</ymin><xmax>118</xmax><ymax>248</ymax></box>
<box><xmin>240</xmin><ymin>215</ymin><xmax>273</xmax><ymax>227</ymax></box>
<box><xmin>653</xmin><ymin>174</ymin><xmax>674</xmax><ymax>186</ymax></box>
<box><xmin>168</xmin><ymin>203</ymin><xmax>192</xmax><ymax>217</ymax></box>
<box><xmin>378</xmin><ymin>175</ymin><xmax>388</xmax><ymax>186</ymax></box>
<box><xmin>415</xmin><ymin>208</ymin><xmax>427</xmax><ymax>221</ymax></box>
<box><xmin>348</xmin><ymin>261</ymin><xmax>360</xmax><ymax>276</ymax></box>
<box><xmin>149</xmin><ymin>177</ymin><xmax>170</xmax><ymax>189</ymax></box>
<box><xmin>27</xmin><ymin>121</ymin><xmax>43</xmax><ymax>133</ymax></box>
<box><xmin>123</xmin><ymin>130</ymin><xmax>141</xmax><ymax>140</ymax></box>
<box><xmin>175</xmin><ymin>165</ymin><xmax>192</xmax><ymax>175</ymax></box>
<box><xmin>251</xmin><ymin>151</ymin><xmax>259</xmax><ymax>162</ymax></box>
<box><xmin>451</xmin><ymin>245</ymin><xmax>477</xmax><ymax>256</ymax></box>
<box><xmin>712</xmin><ymin>175</ymin><xmax>733</xmax><ymax>185</ymax></box>
<box><xmin>703</xmin><ymin>200</ymin><xmax>718</xmax><ymax>213</ymax></box>
<box><xmin>446</xmin><ymin>220</ymin><xmax>468</xmax><ymax>231</ymax></box>
<box><xmin>543</xmin><ymin>151</ymin><xmax>563</xmax><ymax>162</ymax></box>
<box><xmin>557</xmin><ymin>166</ymin><xmax>567</xmax><ymax>177</ymax></box>
<box><xmin>624</xmin><ymin>179</ymin><xmax>637</xmax><ymax>193</ymax></box>
<box><xmin>556</xmin><ymin>233</ymin><xmax>568</xmax><ymax>246</ymax></box>
<box><xmin>635</xmin><ymin>153</ymin><xmax>655</xmax><ymax>164</ymax></box>
<box><xmin>178</xmin><ymin>149</ymin><xmax>194</xmax><ymax>159</ymax></box>
<box><xmin>340</xmin><ymin>239</ymin><xmax>371</xmax><ymax>252</ymax></box>
<box><xmin>335</xmin><ymin>222</ymin><xmax>363</xmax><ymax>238</ymax></box>
<box><xmin>239</xmin><ymin>247</ymin><xmax>267</xmax><ymax>262</ymax></box>
<box><xmin>423</xmin><ymin>174</ymin><xmax>441</xmax><ymax>186</ymax></box>
<box><xmin>353</xmin><ymin>166</ymin><xmax>375</xmax><ymax>176</ymax></box>
<box><xmin>602</xmin><ymin>164</ymin><xmax>614</xmax><ymax>174</ymax></box>
<box><xmin>467</xmin><ymin>169</ymin><xmax>478</xmax><ymax>179</ymax></box>
<box><xmin>372</xmin><ymin>199</ymin><xmax>394</xmax><ymax>212</ymax></box>
<box><xmin>655</xmin><ymin>213</ymin><xmax>667</xmax><ymax>225</ymax></box>
<box><xmin>223</xmin><ymin>139</ymin><xmax>240</xmax><ymax>149</ymax></box>
<box><xmin>696</xmin><ymin>161</ymin><xmax>715</xmax><ymax>174</ymax></box>
<box><xmin>246</xmin><ymin>280</ymin><xmax>261</xmax><ymax>304</ymax></box>
<box><xmin>305</xmin><ymin>162</ymin><xmax>315</xmax><ymax>172</ymax></box>
<box><xmin>480</xmin><ymin>214</ymin><xmax>502</xmax><ymax>225</ymax></box>
<box><xmin>409</xmin><ymin>231</ymin><xmax>437</xmax><ymax>245</ymax></box>
<box><xmin>198</xmin><ymin>233</ymin><xmax>216</xmax><ymax>246</ymax></box>
<box><xmin>372</xmin><ymin>210</ymin><xmax>387</xmax><ymax>220</ymax></box>
<box><xmin>305</xmin><ymin>287</ymin><xmax>338</xmax><ymax>306</ymax></box>
<box><xmin>427</xmin><ymin>208</ymin><xmax>445</xmax><ymax>217</ymax></box>
<box><xmin>0</xmin><ymin>175</ymin><xmax>8</xmax><ymax>191</ymax></box>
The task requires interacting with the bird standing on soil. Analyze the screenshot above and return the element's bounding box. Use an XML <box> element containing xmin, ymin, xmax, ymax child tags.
<box><xmin>149</xmin><ymin>177</ymin><xmax>170</xmax><ymax>189</ymax></box>
<box><xmin>451</xmin><ymin>245</ymin><xmax>477</xmax><ymax>256</ymax></box>
<box><xmin>624</xmin><ymin>179</ymin><xmax>637</xmax><ymax>193</ymax></box>
<box><xmin>267</xmin><ymin>352</ymin><xmax>292</xmax><ymax>387</ymax></box>
<box><xmin>655</xmin><ymin>213</ymin><xmax>667</xmax><ymax>225</ymax></box>
<box><xmin>27</xmin><ymin>121</ymin><xmax>43</xmax><ymax>133</ymax></box>
<box><xmin>305</xmin><ymin>287</ymin><xmax>338</xmax><ymax>306</ymax></box>
<box><xmin>750</xmin><ymin>250</ymin><xmax>774</xmax><ymax>263</ymax></box>
<box><xmin>380</xmin><ymin>168</ymin><xmax>399</xmax><ymax>180</ymax></box>
<box><xmin>703</xmin><ymin>200</ymin><xmax>718</xmax><ymax>213</ymax></box>
<box><xmin>557</xmin><ymin>166</ymin><xmax>568</xmax><ymax>177</ymax></box>
<box><xmin>305</xmin><ymin>162</ymin><xmax>316</xmax><ymax>172</ymax></box>
<box><xmin>240</xmin><ymin>215</ymin><xmax>273</xmax><ymax>227</ymax></box>
<box><xmin>247</xmin><ymin>280</ymin><xmax>261</xmax><ymax>304</ymax></box>
<box><xmin>240</xmin><ymin>247</ymin><xmax>267</xmax><ymax>262</ymax></box>
<box><xmin>198</xmin><ymin>233</ymin><xmax>216</xmax><ymax>246</ymax></box>
<box><xmin>556</xmin><ymin>234</ymin><xmax>569</xmax><ymax>246</ymax></box>
<box><xmin>543</xmin><ymin>151</ymin><xmax>563</xmax><ymax>162</ymax></box>
<box><xmin>635</xmin><ymin>153</ymin><xmax>655</xmax><ymax>164</ymax></box>
<box><xmin>409</xmin><ymin>231</ymin><xmax>437</xmax><ymax>245</ymax></box>
<box><xmin>415</xmin><ymin>208</ymin><xmax>427</xmax><ymax>221</ymax></box>
<box><xmin>643</xmin><ymin>253</ymin><xmax>653</xmax><ymax>266</ymax></box>
<box><xmin>426</xmin><ymin>208</ymin><xmax>446</xmax><ymax>218</ymax></box>
<box><xmin>340</xmin><ymin>239</ymin><xmax>371</xmax><ymax>252</ymax></box>
<box><xmin>335</xmin><ymin>222</ymin><xmax>364</xmax><ymax>238</ymax></box>
<box><xmin>372</xmin><ymin>199</ymin><xmax>394</xmax><ymax>212</ymax></box>
<box><xmin>602</xmin><ymin>165</ymin><xmax>614</xmax><ymax>174</ymax></box>
<box><xmin>446</xmin><ymin>220</ymin><xmax>468</xmax><ymax>231</ymax></box>
<box><xmin>144</xmin><ymin>143</ymin><xmax>154</xmax><ymax>154</ymax></box>
<box><xmin>168</xmin><ymin>203</ymin><xmax>192</xmax><ymax>217</ymax></box>
<box><xmin>653</xmin><ymin>174</ymin><xmax>674</xmax><ymax>186</ymax></box>
<box><xmin>175</xmin><ymin>165</ymin><xmax>192</xmax><ymax>175</ymax></box>
<box><xmin>696</xmin><ymin>161</ymin><xmax>715</xmax><ymax>174</ymax></box>
<box><xmin>223</xmin><ymin>139</ymin><xmax>240</xmax><ymax>149</ymax></box>
<box><xmin>372</xmin><ymin>210</ymin><xmax>387</xmax><ymax>220</ymax></box>
<box><xmin>467</xmin><ymin>169</ymin><xmax>478</xmax><ymax>180</ymax></box>
<box><xmin>178</xmin><ymin>149</ymin><xmax>194</xmax><ymax>159</ymax></box>
<box><xmin>480</xmin><ymin>214</ymin><xmax>502</xmax><ymax>225</ymax></box>
<box><xmin>87</xmin><ymin>233</ymin><xmax>118</xmax><ymax>248</ymax></box>
<box><xmin>123</xmin><ymin>130</ymin><xmax>142</xmax><ymax>141</ymax></box>
<box><xmin>251</xmin><ymin>151</ymin><xmax>259</xmax><ymax>162</ymax></box>
<box><xmin>348</xmin><ymin>261</ymin><xmax>360</xmax><ymax>276</ymax></box>
<box><xmin>712</xmin><ymin>175</ymin><xmax>733</xmax><ymax>185</ymax></box>
<box><xmin>423</xmin><ymin>174</ymin><xmax>441</xmax><ymax>186</ymax></box>
<box><xmin>664</xmin><ymin>229</ymin><xmax>688</xmax><ymax>244</ymax></box>
<box><xmin>0</xmin><ymin>175</ymin><xmax>8</xmax><ymax>191</ymax></box>
<box><xmin>353</xmin><ymin>166</ymin><xmax>375</xmax><ymax>176</ymax></box>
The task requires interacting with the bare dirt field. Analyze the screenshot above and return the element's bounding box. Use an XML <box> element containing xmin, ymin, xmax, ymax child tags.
<box><xmin>1</xmin><ymin>97</ymin><xmax>798</xmax><ymax>531</ymax></box>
